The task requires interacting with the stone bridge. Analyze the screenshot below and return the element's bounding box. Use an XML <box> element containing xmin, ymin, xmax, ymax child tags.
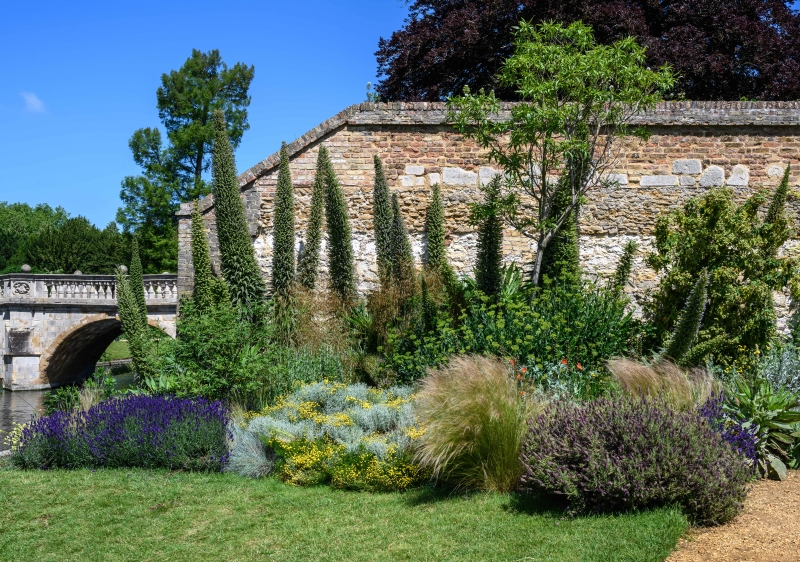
<box><xmin>1</xmin><ymin>274</ymin><xmax>177</xmax><ymax>390</ymax></box>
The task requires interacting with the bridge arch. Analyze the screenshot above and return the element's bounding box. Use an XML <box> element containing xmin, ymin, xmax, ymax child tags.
<box><xmin>38</xmin><ymin>314</ymin><xmax>168</xmax><ymax>386</ymax></box>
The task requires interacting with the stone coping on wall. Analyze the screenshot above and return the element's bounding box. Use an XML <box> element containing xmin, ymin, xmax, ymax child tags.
<box><xmin>176</xmin><ymin>101</ymin><xmax>800</xmax><ymax>219</ymax></box>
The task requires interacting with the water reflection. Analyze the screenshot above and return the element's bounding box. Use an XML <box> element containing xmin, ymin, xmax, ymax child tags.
<box><xmin>0</xmin><ymin>389</ymin><xmax>46</xmax><ymax>452</ymax></box>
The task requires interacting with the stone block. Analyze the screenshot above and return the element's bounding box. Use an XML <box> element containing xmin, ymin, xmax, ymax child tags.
<box><xmin>640</xmin><ymin>175</ymin><xmax>678</xmax><ymax>187</ymax></box>
<box><xmin>699</xmin><ymin>165</ymin><xmax>725</xmax><ymax>187</ymax></box>
<box><xmin>680</xmin><ymin>176</ymin><xmax>697</xmax><ymax>187</ymax></box>
<box><xmin>443</xmin><ymin>167</ymin><xmax>478</xmax><ymax>186</ymax></box>
<box><xmin>399</xmin><ymin>175</ymin><xmax>416</xmax><ymax>187</ymax></box>
<box><xmin>404</xmin><ymin>165</ymin><xmax>425</xmax><ymax>176</ymax></box>
<box><xmin>605</xmin><ymin>174</ymin><xmax>628</xmax><ymax>186</ymax></box>
<box><xmin>768</xmin><ymin>165</ymin><xmax>785</xmax><ymax>177</ymax></box>
<box><xmin>415</xmin><ymin>177</ymin><xmax>425</xmax><ymax>186</ymax></box>
<box><xmin>479</xmin><ymin>167</ymin><xmax>500</xmax><ymax>185</ymax></box>
<box><xmin>672</xmin><ymin>159</ymin><xmax>702</xmax><ymax>175</ymax></box>
<box><xmin>727</xmin><ymin>164</ymin><xmax>750</xmax><ymax>186</ymax></box>
<box><xmin>428</xmin><ymin>173</ymin><xmax>441</xmax><ymax>185</ymax></box>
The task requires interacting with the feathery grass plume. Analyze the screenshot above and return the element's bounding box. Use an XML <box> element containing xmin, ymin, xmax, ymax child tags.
<box><xmin>414</xmin><ymin>356</ymin><xmax>540</xmax><ymax>492</ymax></box>
<box><xmin>472</xmin><ymin>174</ymin><xmax>504</xmax><ymax>297</ymax></box>
<box><xmin>116</xmin><ymin>266</ymin><xmax>151</xmax><ymax>379</ymax></box>
<box><xmin>323</xmin><ymin>150</ymin><xmax>357</xmax><ymax>304</ymax></box>
<box><xmin>664</xmin><ymin>269</ymin><xmax>709</xmax><ymax>363</ymax></box>
<box><xmin>390</xmin><ymin>193</ymin><xmax>415</xmax><ymax>290</ymax></box>
<box><xmin>765</xmin><ymin>165</ymin><xmax>791</xmax><ymax>225</ymax></box>
<box><xmin>373</xmin><ymin>155</ymin><xmax>394</xmax><ymax>284</ymax></box>
<box><xmin>272</xmin><ymin>142</ymin><xmax>296</xmax><ymax>296</ymax></box>
<box><xmin>129</xmin><ymin>237</ymin><xmax>148</xmax><ymax>327</ymax></box>
<box><xmin>211</xmin><ymin>109</ymin><xmax>265</xmax><ymax>310</ymax></box>
<box><xmin>607</xmin><ymin>357</ymin><xmax>718</xmax><ymax>410</ymax></box>
<box><xmin>191</xmin><ymin>202</ymin><xmax>215</xmax><ymax>311</ymax></box>
<box><xmin>297</xmin><ymin>147</ymin><xmax>327</xmax><ymax>290</ymax></box>
<box><xmin>611</xmin><ymin>240</ymin><xmax>638</xmax><ymax>294</ymax></box>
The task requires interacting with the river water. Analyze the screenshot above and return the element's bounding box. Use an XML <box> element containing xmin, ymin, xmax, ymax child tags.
<box><xmin>0</xmin><ymin>389</ymin><xmax>46</xmax><ymax>452</ymax></box>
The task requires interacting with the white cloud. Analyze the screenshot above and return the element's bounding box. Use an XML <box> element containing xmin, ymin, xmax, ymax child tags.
<box><xmin>21</xmin><ymin>91</ymin><xmax>45</xmax><ymax>113</ymax></box>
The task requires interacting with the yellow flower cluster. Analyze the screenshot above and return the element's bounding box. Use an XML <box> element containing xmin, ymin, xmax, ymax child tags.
<box><xmin>0</xmin><ymin>422</ymin><xmax>26</xmax><ymax>452</ymax></box>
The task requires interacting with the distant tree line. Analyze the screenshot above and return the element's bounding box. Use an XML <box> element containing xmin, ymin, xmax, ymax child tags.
<box><xmin>0</xmin><ymin>202</ymin><xmax>128</xmax><ymax>275</ymax></box>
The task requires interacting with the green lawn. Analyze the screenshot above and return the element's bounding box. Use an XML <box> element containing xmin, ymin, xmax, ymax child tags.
<box><xmin>101</xmin><ymin>339</ymin><xmax>130</xmax><ymax>361</ymax></box>
<box><xmin>0</xmin><ymin>467</ymin><xmax>686</xmax><ymax>562</ymax></box>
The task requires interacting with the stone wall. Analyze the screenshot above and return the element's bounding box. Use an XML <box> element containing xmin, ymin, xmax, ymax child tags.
<box><xmin>177</xmin><ymin>102</ymin><xmax>800</xmax><ymax>322</ymax></box>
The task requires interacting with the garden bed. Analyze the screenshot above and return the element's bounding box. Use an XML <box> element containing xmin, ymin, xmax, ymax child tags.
<box><xmin>0</xmin><ymin>468</ymin><xmax>686</xmax><ymax>562</ymax></box>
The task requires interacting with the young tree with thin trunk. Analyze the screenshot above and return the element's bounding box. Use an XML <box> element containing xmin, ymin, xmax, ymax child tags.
<box><xmin>448</xmin><ymin>21</ymin><xmax>673</xmax><ymax>285</ymax></box>
<box><xmin>211</xmin><ymin>110</ymin><xmax>265</xmax><ymax>310</ymax></box>
<box><xmin>272</xmin><ymin>142</ymin><xmax>295</xmax><ymax>296</ymax></box>
<box><xmin>297</xmin><ymin>148</ymin><xmax>328</xmax><ymax>291</ymax></box>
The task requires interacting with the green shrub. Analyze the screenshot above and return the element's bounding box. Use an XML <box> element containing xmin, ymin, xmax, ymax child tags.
<box><xmin>724</xmin><ymin>377</ymin><xmax>800</xmax><ymax>479</ymax></box>
<box><xmin>521</xmin><ymin>396</ymin><xmax>752</xmax><ymax>525</ymax></box>
<box><xmin>228</xmin><ymin>382</ymin><xmax>428</xmax><ymax>491</ymax></box>
<box><xmin>646</xmin><ymin>185</ymin><xmax>800</xmax><ymax>362</ymax></box>
<box><xmin>385</xmin><ymin>279</ymin><xmax>641</xmax><ymax>391</ymax></box>
<box><xmin>414</xmin><ymin>356</ymin><xmax>538</xmax><ymax>492</ymax></box>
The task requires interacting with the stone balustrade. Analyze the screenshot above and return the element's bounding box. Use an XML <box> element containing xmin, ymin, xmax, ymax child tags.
<box><xmin>0</xmin><ymin>274</ymin><xmax>178</xmax><ymax>305</ymax></box>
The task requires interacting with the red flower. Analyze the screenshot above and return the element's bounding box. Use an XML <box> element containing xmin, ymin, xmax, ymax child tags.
<box><xmin>576</xmin><ymin>363</ymin><xmax>583</xmax><ymax>371</ymax></box>
<box><xmin>561</xmin><ymin>359</ymin><xmax>568</xmax><ymax>365</ymax></box>
<box><xmin>509</xmin><ymin>358</ymin><xmax>516</xmax><ymax>367</ymax></box>
<box><xmin>520</xmin><ymin>367</ymin><xmax>528</xmax><ymax>374</ymax></box>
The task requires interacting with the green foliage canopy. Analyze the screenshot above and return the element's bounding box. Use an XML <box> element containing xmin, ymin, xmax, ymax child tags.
<box><xmin>447</xmin><ymin>21</ymin><xmax>674</xmax><ymax>284</ymax></box>
<box><xmin>0</xmin><ymin>202</ymin><xmax>69</xmax><ymax>273</ymax></box>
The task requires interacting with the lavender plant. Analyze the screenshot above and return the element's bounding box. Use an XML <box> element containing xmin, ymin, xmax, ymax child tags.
<box><xmin>12</xmin><ymin>395</ymin><xmax>230</xmax><ymax>471</ymax></box>
<box><xmin>698</xmin><ymin>393</ymin><xmax>758</xmax><ymax>465</ymax></box>
<box><xmin>520</xmin><ymin>396</ymin><xmax>752</xmax><ymax>525</ymax></box>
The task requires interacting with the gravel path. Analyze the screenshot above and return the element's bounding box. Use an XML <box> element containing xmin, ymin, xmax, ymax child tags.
<box><xmin>668</xmin><ymin>471</ymin><xmax>800</xmax><ymax>561</ymax></box>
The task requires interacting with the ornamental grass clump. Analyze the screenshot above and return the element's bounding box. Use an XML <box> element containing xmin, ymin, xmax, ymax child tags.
<box><xmin>12</xmin><ymin>395</ymin><xmax>230</xmax><ymax>471</ymax></box>
<box><xmin>520</xmin><ymin>396</ymin><xmax>752</xmax><ymax>525</ymax></box>
<box><xmin>607</xmin><ymin>357</ymin><xmax>717</xmax><ymax>410</ymax></box>
<box><xmin>414</xmin><ymin>356</ymin><xmax>539</xmax><ymax>492</ymax></box>
<box><xmin>229</xmin><ymin>381</ymin><xmax>428</xmax><ymax>491</ymax></box>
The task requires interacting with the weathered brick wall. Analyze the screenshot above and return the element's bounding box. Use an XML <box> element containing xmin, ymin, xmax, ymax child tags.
<box><xmin>177</xmin><ymin>101</ymin><xmax>800</xmax><ymax>324</ymax></box>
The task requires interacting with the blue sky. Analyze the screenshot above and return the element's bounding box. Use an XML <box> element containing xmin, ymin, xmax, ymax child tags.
<box><xmin>0</xmin><ymin>0</ymin><xmax>408</xmax><ymax>227</ymax></box>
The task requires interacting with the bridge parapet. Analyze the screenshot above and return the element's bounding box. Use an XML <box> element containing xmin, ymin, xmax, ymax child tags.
<box><xmin>0</xmin><ymin>274</ymin><xmax>178</xmax><ymax>306</ymax></box>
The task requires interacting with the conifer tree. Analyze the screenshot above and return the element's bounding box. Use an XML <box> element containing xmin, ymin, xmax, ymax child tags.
<box><xmin>390</xmin><ymin>193</ymin><xmax>415</xmax><ymax>289</ymax></box>
<box><xmin>272</xmin><ymin>142</ymin><xmax>296</xmax><ymax>295</ymax></box>
<box><xmin>425</xmin><ymin>183</ymin><xmax>451</xmax><ymax>273</ymax></box>
<box><xmin>191</xmin><ymin>202</ymin><xmax>214</xmax><ymax>311</ymax></box>
<box><xmin>539</xmin><ymin>174</ymin><xmax>580</xmax><ymax>283</ymax></box>
<box><xmin>129</xmin><ymin>236</ymin><xmax>148</xmax><ymax>327</ymax></box>
<box><xmin>373</xmin><ymin>155</ymin><xmax>394</xmax><ymax>284</ymax></box>
<box><xmin>611</xmin><ymin>240</ymin><xmax>638</xmax><ymax>295</ymax></box>
<box><xmin>211</xmin><ymin>109</ymin><xmax>265</xmax><ymax>309</ymax></box>
<box><xmin>765</xmin><ymin>165</ymin><xmax>791</xmax><ymax>226</ymax></box>
<box><xmin>116</xmin><ymin>266</ymin><xmax>151</xmax><ymax>379</ymax></box>
<box><xmin>296</xmin><ymin>147</ymin><xmax>327</xmax><ymax>290</ymax></box>
<box><xmin>472</xmin><ymin>175</ymin><xmax>504</xmax><ymax>297</ymax></box>
<box><xmin>664</xmin><ymin>269</ymin><xmax>709</xmax><ymax>363</ymax></box>
<box><xmin>324</xmin><ymin>151</ymin><xmax>356</xmax><ymax>303</ymax></box>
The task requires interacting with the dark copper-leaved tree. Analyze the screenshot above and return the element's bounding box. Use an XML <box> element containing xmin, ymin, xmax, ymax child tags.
<box><xmin>376</xmin><ymin>0</ymin><xmax>800</xmax><ymax>101</ymax></box>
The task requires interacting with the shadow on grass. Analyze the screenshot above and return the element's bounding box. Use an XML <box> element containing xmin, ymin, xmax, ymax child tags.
<box><xmin>403</xmin><ymin>482</ymin><xmax>569</xmax><ymax>517</ymax></box>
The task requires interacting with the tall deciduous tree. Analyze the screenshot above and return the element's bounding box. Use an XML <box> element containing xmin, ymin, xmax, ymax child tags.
<box><xmin>272</xmin><ymin>142</ymin><xmax>296</xmax><ymax>295</ymax></box>
<box><xmin>211</xmin><ymin>110</ymin><xmax>266</xmax><ymax>310</ymax></box>
<box><xmin>297</xmin><ymin>148</ymin><xmax>328</xmax><ymax>290</ymax></box>
<box><xmin>373</xmin><ymin>155</ymin><xmax>394</xmax><ymax>284</ymax></box>
<box><xmin>448</xmin><ymin>21</ymin><xmax>673</xmax><ymax>285</ymax></box>
<box><xmin>324</xmin><ymin>152</ymin><xmax>357</xmax><ymax>304</ymax></box>
<box><xmin>118</xmin><ymin>49</ymin><xmax>254</xmax><ymax>273</ymax></box>
<box><xmin>376</xmin><ymin>0</ymin><xmax>800</xmax><ymax>101</ymax></box>
<box><xmin>0</xmin><ymin>202</ymin><xmax>68</xmax><ymax>273</ymax></box>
